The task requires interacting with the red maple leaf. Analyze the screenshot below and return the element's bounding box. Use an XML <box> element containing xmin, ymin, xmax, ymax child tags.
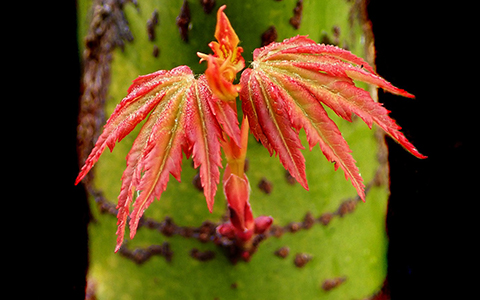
<box><xmin>240</xmin><ymin>35</ymin><xmax>426</xmax><ymax>201</ymax></box>
<box><xmin>76</xmin><ymin>66</ymin><xmax>228</xmax><ymax>251</ymax></box>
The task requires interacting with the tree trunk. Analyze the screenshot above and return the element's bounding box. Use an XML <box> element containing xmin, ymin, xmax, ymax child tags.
<box><xmin>78</xmin><ymin>0</ymin><xmax>390</xmax><ymax>299</ymax></box>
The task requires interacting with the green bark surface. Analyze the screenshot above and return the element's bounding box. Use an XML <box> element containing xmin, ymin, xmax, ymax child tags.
<box><xmin>79</xmin><ymin>1</ymin><xmax>388</xmax><ymax>299</ymax></box>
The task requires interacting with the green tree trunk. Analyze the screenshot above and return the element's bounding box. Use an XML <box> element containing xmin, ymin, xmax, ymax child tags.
<box><xmin>78</xmin><ymin>0</ymin><xmax>389</xmax><ymax>299</ymax></box>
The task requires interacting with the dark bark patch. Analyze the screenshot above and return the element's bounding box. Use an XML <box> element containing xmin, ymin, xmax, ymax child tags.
<box><xmin>318</xmin><ymin>212</ymin><xmax>333</xmax><ymax>226</ymax></box>
<box><xmin>261</xmin><ymin>25</ymin><xmax>278</xmax><ymax>47</ymax></box>
<box><xmin>302</xmin><ymin>211</ymin><xmax>315</xmax><ymax>229</ymax></box>
<box><xmin>176</xmin><ymin>0</ymin><xmax>191</xmax><ymax>42</ymax></box>
<box><xmin>321</xmin><ymin>276</ymin><xmax>347</xmax><ymax>291</ymax></box>
<box><xmin>192</xmin><ymin>171</ymin><xmax>203</xmax><ymax>191</ymax></box>
<box><xmin>274</xmin><ymin>246</ymin><xmax>290</xmax><ymax>258</ymax></box>
<box><xmin>199</xmin><ymin>0</ymin><xmax>216</xmax><ymax>14</ymax></box>
<box><xmin>152</xmin><ymin>44</ymin><xmax>159</xmax><ymax>57</ymax></box>
<box><xmin>146</xmin><ymin>9</ymin><xmax>159</xmax><ymax>41</ymax></box>
<box><xmin>294</xmin><ymin>252</ymin><xmax>312</xmax><ymax>268</ymax></box>
<box><xmin>190</xmin><ymin>248</ymin><xmax>216</xmax><ymax>261</ymax></box>
<box><xmin>289</xmin><ymin>0</ymin><xmax>303</xmax><ymax>29</ymax></box>
<box><xmin>258</xmin><ymin>177</ymin><xmax>273</xmax><ymax>194</ymax></box>
<box><xmin>284</xmin><ymin>169</ymin><xmax>296</xmax><ymax>185</ymax></box>
<box><xmin>118</xmin><ymin>242</ymin><xmax>173</xmax><ymax>264</ymax></box>
<box><xmin>337</xmin><ymin>199</ymin><xmax>357</xmax><ymax>217</ymax></box>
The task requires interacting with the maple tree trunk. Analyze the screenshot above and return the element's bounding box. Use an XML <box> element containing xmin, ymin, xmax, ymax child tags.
<box><xmin>77</xmin><ymin>0</ymin><xmax>391</xmax><ymax>299</ymax></box>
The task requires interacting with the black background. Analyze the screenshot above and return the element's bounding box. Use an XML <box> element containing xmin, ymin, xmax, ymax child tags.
<box><xmin>369</xmin><ymin>1</ymin><xmax>471</xmax><ymax>299</ymax></box>
<box><xmin>52</xmin><ymin>1</ymin><xmax>471</xmax><ymax>299</ymax></box>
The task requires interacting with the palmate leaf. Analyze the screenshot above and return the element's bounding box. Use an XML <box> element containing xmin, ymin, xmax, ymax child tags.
<box><xmin>240</xmin><ymin>35</ymin><xmax>426</xmax><ymax>200</ymax></box>
<box><xmin>76</xmin><ymin>66</ymin><xmax>227</xmax><ymax>251</ymax></box>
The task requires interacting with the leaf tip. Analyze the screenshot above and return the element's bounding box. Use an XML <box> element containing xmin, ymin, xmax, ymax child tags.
<box><xmin>74</xmin><ymin>174</ymin><xmax>83</xmax><ymax>186</ymax></box>
<box><xmin>360</xmin><ymin>193</ymin><xmax>366</xmax><ymax>203</ymax></box>
<box><xmin>114</xmin><ymin>243</ymin><xmax>122</xmax><ymax>253</ymax></box>
<box><xmin>205</xmin><ymin>194</ymin><xmax>215</xmax><ymax>213</ymax></box>
<box><xmin>410</xmin><ymin>148</ymin><xmax>428</xmax><ymax>159</ymax></box>
<box><xmin>295</xmin><ymin>172</ymin><xmax>309</xmax><ymax>191</ymax></box>
<box><xmin>129</xmin><ymin>227</ymin><xmax>138</xmax><ymax>241</ymax></box>
<box><xmin>386</xmin><ymin>87</ymin><xmax>415</xmax><ymax>99</ymax></box>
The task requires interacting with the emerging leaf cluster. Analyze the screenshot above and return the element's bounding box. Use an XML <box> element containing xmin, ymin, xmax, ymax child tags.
<box><xmin>76</xmin><ymin>6</ymin><xmax>425</xmax><ymax>251</ymax></box>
